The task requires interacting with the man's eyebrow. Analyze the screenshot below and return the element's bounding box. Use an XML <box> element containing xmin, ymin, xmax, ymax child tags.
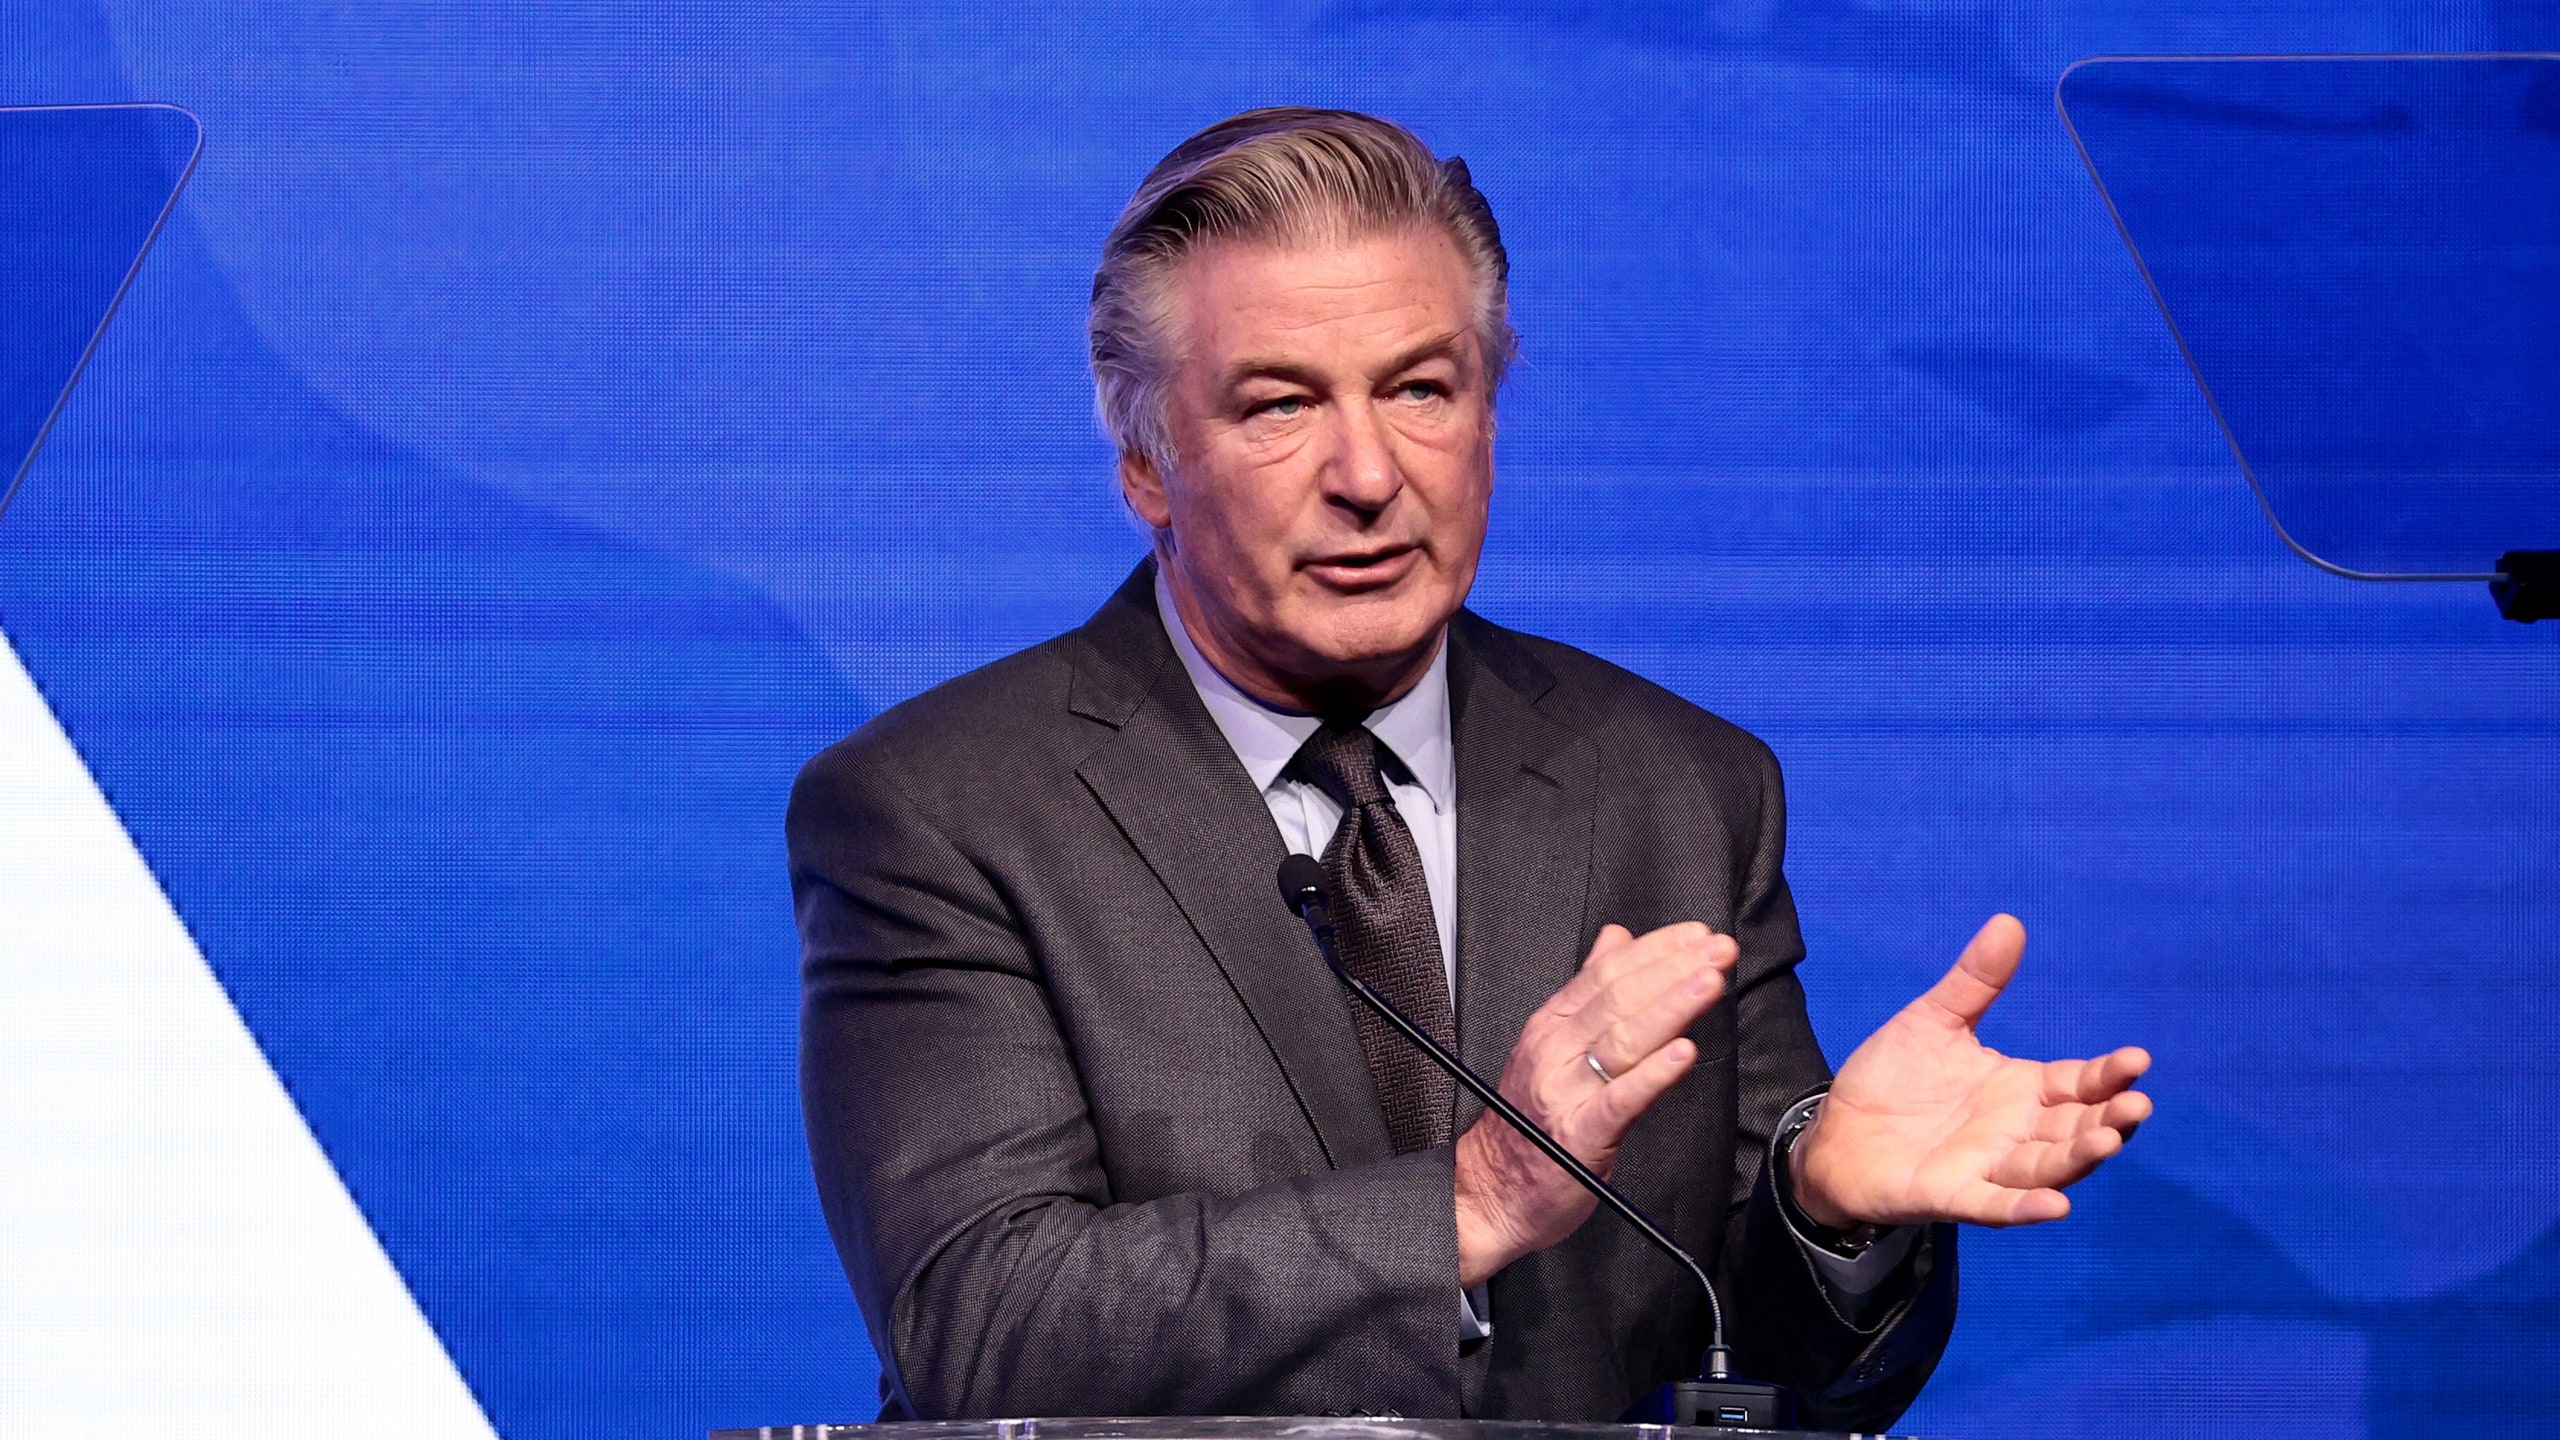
<box><xmin>1221</xmin><ymin>358</ymin><xmax>1325</xmax><ymax>391</ymax></box>
<box><xmin>1219</xmin><ymin>332</ymin><xmax>1473</xmax><ymax>392</ymax></box>
<box><xmin>1375</xmin><ymin>331</ymin><xmax>1470</xmax><ymax>378</ymax></box>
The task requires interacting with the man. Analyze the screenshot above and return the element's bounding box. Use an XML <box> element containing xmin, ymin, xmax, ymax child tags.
<box><xmin>791</xmin><ymin>108</ymin><xmax>2151</xmax><ymax>1428</ymax></box>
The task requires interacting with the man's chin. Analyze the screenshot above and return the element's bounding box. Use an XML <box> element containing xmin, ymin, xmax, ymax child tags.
<box><xmin>1275</xmin><ymin>599</ymin><xmax>1453</xmax><ymax>694</ymax></box>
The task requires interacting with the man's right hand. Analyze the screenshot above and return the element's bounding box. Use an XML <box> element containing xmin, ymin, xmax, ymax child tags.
<box><xmin>1453</xmin><ymin>921</ymin><xmax>1737</xmax><ymax>1287</ymax></box>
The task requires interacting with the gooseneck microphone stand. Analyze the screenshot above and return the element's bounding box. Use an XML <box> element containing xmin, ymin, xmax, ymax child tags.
<box><xmin>1277</xmin><ymin>855</ymin><xmax>1796</xmax><ymax>1431</ymax></box>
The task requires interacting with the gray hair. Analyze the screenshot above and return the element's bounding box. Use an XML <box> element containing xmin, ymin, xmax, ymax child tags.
<box><xmin>1089</xmin><ymin>107</ymin><xmax>1518</xmax><ymax>470</ymax></box>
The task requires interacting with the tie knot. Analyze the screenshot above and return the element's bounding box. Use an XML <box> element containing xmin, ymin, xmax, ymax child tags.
<box><xmin>1286</xmin><ymin>721</ymin><xmax>1390</xmax><ymax>811</ymax></box>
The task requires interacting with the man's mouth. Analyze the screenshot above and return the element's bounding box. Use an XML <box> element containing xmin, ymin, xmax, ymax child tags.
<box><xmin>1303</xmin><ymin>544</ymin><xmax>1421</xmax><ymax>590</ymax></box>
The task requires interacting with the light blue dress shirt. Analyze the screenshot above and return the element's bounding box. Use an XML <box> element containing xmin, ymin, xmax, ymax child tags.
<box><xmin>1153</xmin><ymin>572</ymin><xmax>1913</xmax><ymax>1338</ymax></box>
<box><xmin>1154</xmin><ymin>570</ymin><xmax>1460</xmax><ymax>983</ymax></box>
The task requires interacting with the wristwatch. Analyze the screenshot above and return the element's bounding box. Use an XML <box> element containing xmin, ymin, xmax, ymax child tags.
<box><xmin>1774</xmin><ymin>1094</ymin><xmax>1884</xmax><ymax>1258</ymax></box>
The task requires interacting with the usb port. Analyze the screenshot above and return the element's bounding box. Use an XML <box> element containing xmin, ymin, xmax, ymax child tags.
<box><xmin>1715</xmin><ymin>1406</ymin><xmax>1751</xmax><ymax>1426</ymax></box>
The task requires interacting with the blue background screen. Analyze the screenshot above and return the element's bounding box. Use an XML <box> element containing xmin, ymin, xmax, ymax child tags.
<box><xmin>4</xmin><ymin>4</ymin><xmax>2557</xmax><ymax>1438</ymax></box>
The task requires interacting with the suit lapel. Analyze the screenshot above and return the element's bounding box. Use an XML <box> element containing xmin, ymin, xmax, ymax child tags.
<box><xmin>1449</xmin><ymin>615</ymin><xmax>1598</xmax><ymax>1117</ymax></box>
<box><xmin>1070</xmin><ymin>563</ymin><xmax>1394</xmax><ymax>1169</ymax></box>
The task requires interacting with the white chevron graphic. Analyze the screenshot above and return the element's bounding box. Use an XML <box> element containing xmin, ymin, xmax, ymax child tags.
<box><xmin>0</xmin><ymin>630</ymin><xmax>498</xmax><ymax>1438</ymax></box>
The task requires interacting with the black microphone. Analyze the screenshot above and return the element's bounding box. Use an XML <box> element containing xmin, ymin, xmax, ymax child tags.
<box><xmin>1277</xmin><ymin>853</ymin><xmax>1796</xmax><ymax>1432</ymax></box>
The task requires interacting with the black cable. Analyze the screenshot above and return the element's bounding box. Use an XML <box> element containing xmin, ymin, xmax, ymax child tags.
<box><xmin>1277</xmin><ymin>854</ymin><xmax>1732</xmax><ymax>1379</ymax></box>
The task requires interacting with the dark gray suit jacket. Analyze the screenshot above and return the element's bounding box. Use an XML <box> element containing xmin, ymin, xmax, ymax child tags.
<box><xmin>791</xmin><ymin>561</ymin><xmax>1956</xmax><ymax>1427</ymax></box>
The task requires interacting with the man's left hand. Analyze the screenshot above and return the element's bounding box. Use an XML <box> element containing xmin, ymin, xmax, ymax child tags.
<box><xmin>1791</xmin><ymin>913</ymin><xmax>2152</xmax><ymax>1230</ymax></box>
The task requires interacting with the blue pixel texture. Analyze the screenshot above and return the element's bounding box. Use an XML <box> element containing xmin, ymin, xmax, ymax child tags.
<box><xmin>2</xmin><ymin>4</ymin><xmax>2556</xmax><ymax>1438</ymax></box>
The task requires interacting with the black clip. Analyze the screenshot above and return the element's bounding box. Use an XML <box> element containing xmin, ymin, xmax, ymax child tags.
<box><xmin>2490</xmin><ymin>551</ymin><xmax>2558</xmax><ymax>624</ymax></box>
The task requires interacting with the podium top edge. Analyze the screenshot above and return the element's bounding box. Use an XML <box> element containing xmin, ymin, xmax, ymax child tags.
<box><xmin>709</xmin><ymin>1420</ymin><xmax>1931</xmax><ymax>1440</ymax></box>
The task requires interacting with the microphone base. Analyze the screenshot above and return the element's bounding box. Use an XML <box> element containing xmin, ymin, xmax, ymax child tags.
<box><xmin>1621</xmin><ymin>1377</ymin><xmax>1797</xmax><ymax>1431</ymax></box>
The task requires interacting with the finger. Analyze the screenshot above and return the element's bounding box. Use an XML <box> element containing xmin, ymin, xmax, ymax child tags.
<box><xmin>1532</xmin><ymin>924</ymin><xmax>1701</xmax><ymax>1072</ymax></box>
<box><xmin>2036</xmin><ymin>1090</ymin><xmax>2152</xmax><ymax>1145</ymax></box>
<box><xmin>1942</xmin><ymin>1177</ymin><xmax>2070</xmax><ymax>1227</ymax></box>
<box><xmin>1914</xmin><ymin>913</ymin><xmax>2026</xmax><ymax>1030</ymax></box>
<box><xmin>2032</xmin><ymin>1102</ymin><xmax>2097</xmax><ymax>1144</ymax></box>
<box><xmin>1998</xmin><ymin>1125</ymin><xmax>2126</xmax><ymax>1191</ymax></box>
<box><xmin>1574</xmin><ymin>1036</ymin><xmax>1700</xmax><ymax>1146</ymax></box>
<box><xmin>1603</xmin><ymin>921</ymin><xmax>1724</xmax><ymax>990</ymax></box>
<box><xmin>1561</xmin><ymin>921</ymin><xmax>1720</xmax><ymax>1021</ymax></box>
<box><xmin>1590</xmin><ymin>965</ymin><xmax>1729</xmax><ymax>1076</ymax></box>
<box><xmin>2099</xmin><ymin>1088</ymin><xmax>2153</xmax><ymax>1135</ymax></box>
<box><xmin>1576</xmin><ymin>923</ymin><xmax>1640</xmax><ymax>979</ymax></box>
<box><xmin>1582</xmin><ymin>929</ymin><xmax>1736</xmax><ymax>1069</ymax></box>
<box><xmin>2088</xmin><ymin>1086</ymin><xmax>2150</xmax><ymax>1142</ymax></box>
<box><xmin>1551</xmin><ymin>925</ymin><xmax>1638</xmax><ymax>1010</ymax></box>
<box><xmin>2040</xmin><ymin>1046</ymin><xmax>2152</xmax><ymax>1105</ymax></box>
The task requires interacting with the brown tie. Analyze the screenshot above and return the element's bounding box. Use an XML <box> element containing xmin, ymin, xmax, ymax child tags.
<box><xmin>1287</xmin><ymin>721</ymin><xmax>1457</xmax><ymax>1154</ymax></box>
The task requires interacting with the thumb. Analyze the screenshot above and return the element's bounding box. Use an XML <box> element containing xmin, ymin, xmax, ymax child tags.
<box><xmin>1914</xmin><ymin>913</ymin><xmax>2026</xmax><ymax>1030</ymax></box>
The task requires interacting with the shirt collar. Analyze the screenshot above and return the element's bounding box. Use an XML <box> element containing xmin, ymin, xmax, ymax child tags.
<box><xmin>1154</xmin><ymin>565</ymin><xmax>1455</xmax><ymax>815</ymax></box>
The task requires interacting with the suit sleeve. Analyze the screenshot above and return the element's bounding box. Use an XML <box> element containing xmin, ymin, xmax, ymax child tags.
<box><xmin>790</xmin><ymin>741</ymin><xmax>1462</xmax><ymax>1420</ymax></box>
<box><xmin>1714</xmin><ymin>739</ymin><xmax>1958</xmax><ymax>1432</ymax></box>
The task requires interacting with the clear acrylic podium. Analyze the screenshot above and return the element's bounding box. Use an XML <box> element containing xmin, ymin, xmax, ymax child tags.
<box><xmin>710</xmin><ymin>1421</ymin><xmax>1924</xmax><ymax>1440</ymax></box>
<box><xmin>2057</xmin><ymin>53</ymin><xmax>2560</xmax><ymax>619</ymax></box>
<box><xmin>0</xmin><ymin>102</ymin><xmax>198</xmax><ymax>523</ymax></box>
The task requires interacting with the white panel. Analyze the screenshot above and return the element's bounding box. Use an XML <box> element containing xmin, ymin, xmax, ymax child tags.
<box><xmin>0</xmin><ymin>632</ymin><xmax>499</xmax><ymax>1439</ymax></box>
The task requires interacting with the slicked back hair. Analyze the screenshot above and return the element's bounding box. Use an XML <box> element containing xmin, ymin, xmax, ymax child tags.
<box><xmin>1089</xmin><ymin>107</ymin><xmax>1517</xmax><ymax>471</ymax></box>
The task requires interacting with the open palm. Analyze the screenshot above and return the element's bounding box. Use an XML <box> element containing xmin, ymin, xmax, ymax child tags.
<box><xmin>1792</xmin><ymin>914</ymin><xmax>2153</xmax><ymax>1229</ymax></box>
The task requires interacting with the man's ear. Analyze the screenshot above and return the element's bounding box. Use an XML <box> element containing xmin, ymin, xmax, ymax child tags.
<box><xmin>1118</xmin><ymin>450</ymin><xmax>1174</xmax><ymax>530</ymax></box>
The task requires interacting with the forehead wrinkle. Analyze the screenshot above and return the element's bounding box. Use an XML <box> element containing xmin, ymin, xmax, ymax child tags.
<box><xmin>1219</xmin><ymin>330</ymin><xmax>1469</xmax><ymax>395</ymax></box>
<box><xmin>1156</xmin><ymin>228</ymin><xmax>1479</xmax><ymax>419</ymax></box>
<box><xmin>1379</xmin><ymin>329</ymin><xmax>1470</xmax><ymax>374</ymax></box>
<box><xmin>1142</xmin><ymin>218</ymin><xmax>1361</xmax><ymax>350</ymax></box>
<box><xmin>1193</xmin><ymin>267</ymin><xmax>1467</xmax><ymax>360</ymax></box>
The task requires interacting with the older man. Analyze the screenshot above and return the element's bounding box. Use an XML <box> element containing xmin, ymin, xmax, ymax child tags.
<box><xmin>790</xmin><ymin>108</ymin><xmax>2151</xmax><ymax>1427</ymax></box>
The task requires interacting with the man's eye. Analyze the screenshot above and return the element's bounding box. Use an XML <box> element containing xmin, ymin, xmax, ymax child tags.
<box><xmin>1397</xmin><ymin>381</ymin><xmax>1443</xmax><ymax>402</ymax></box>
<box><xmin>1255</xmin><ymin>396</ymin><xmax>1308</xmax><ymax>418</ymax></box>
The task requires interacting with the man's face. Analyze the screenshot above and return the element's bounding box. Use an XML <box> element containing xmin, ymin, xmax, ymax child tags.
<box><xmin>1120</xmin><ymin>225</ymin><xmax>1495</xmax><ymax>713</ymax></box>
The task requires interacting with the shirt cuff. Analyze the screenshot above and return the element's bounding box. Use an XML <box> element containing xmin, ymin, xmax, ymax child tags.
<box><xmin>1459</xmin><ymin>1282</ymin><xmax>1494</xmax><ymax>1341</ymax></box>
<box><xmin>1790</xmin><ymin>1212</ymin><xmax>1920</xmax><ymax>1302</ymax></box>
<box><xmin>1771</xmin><ymin>1091</ymin><xmax>1920</xmax><ymax>1320</ymax></box>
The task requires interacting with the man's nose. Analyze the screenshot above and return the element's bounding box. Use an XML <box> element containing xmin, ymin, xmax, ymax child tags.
<box><xmin>1322</xmin><ymin>399</ymin><xmax>1404</xmax><ymax>513</ymax></box>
